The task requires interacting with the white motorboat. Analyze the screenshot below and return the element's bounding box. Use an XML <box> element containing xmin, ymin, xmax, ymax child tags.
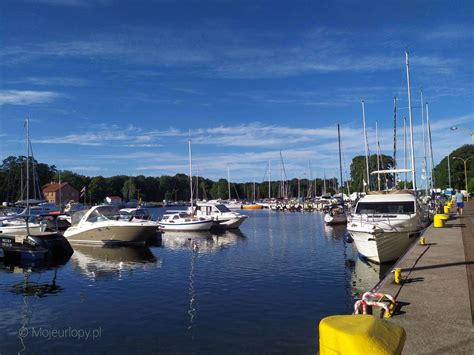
<box><xmin>191</xmin><ymin>202</ymin><xmax>247</xmax><ymax>229</ymax></box>
<box><xmin>347</xmin><ymin>192</ymin><xmax>426</xmax><ymax>263</ymax></box>
<box><xmin>324</xmin><ymin>205</ymin><xmax>348</xmax><ymax>225</ymax></box>
<box><xmin>158</xmin><ymin>211</ymin><xmax>214</xmax><ymax>231</ymax></box>
<box><xmin>64</xmin><ymin>205</ymin><xmax>158</xmax><ymax>245</ymax></box>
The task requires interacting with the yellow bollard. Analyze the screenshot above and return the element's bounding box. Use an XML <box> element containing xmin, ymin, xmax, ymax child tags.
<box><xmin>434</xmin><ymin>214</ymin><xmax>448</xmax><ymax>228</ymax></box>
<box><xmin>420</xmin><ymin>237</ymin><xmax>426</xmax><ymax>245</ymax></box>
<box><xmin>443</xmin><ymin>205</ymin><xmax>450</xmax><ymax>214</ymax></box>
<box><xmin>319</xmin><ymin>315</ymin><xmax>406</xmax><ymax>355</ymax></box>
<box><xmin>393</xmin><ymin>268</ymin><xmax>401</xmax><ymax>284</ymax></box>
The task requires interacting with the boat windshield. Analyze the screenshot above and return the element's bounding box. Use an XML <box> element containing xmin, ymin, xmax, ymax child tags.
<box><xmin>214</xmin><ymin>204</ymin><xmax>231</xmax><ymax>213</ymax></box>
<box><xmin>86</xmin><ymin>206</ymin><xmax>120</xmax><ymax>222</ymax></box>
<box><xmin>356</xmin><ymin>201</ymin><xmax>415</xmax><ymax>214</ymax></box>
<box><xmin>71</xmin><ymin>210</ymin><xmax>87</xmax><ymax>225</ymax></box>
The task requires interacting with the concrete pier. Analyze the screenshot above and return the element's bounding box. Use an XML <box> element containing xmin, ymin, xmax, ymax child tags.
<box><xmin>374</xmin><ymin>201</ymin><xmax>474</xmax><ymax>354</ymax></box>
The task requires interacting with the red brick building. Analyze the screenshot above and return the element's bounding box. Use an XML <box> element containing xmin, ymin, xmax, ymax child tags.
<box><xmin>42</xmin><ymin>182</ymin><xmax>80</xmax><ymax>204</ymax></box>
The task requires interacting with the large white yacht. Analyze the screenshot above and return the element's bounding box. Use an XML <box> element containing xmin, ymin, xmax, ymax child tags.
<box><xmin>347</xmin><ymin>192</ymin><xmax>427</xmax><ymax>263</ymax></box>
<box><xmin>64</xmin><ymin>205</ymin><xmax>158</xmax><ymax>245</ymax></box>
<box><xmin>191</xmin><ymin>202</ymin><xmax>247</xmax><ymax>229</ymax></box>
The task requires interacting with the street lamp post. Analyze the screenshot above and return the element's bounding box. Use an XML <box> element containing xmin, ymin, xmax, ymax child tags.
<box><xmin>453</xmin><ymin>157</ymin><xmax>472</xmax><ymax>201</ymax></box>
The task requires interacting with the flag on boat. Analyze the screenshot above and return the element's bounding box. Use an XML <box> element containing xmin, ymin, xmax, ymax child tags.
<box><xmin>80</xmin><ymin>186</ymin><xmax>86</xmax><ymax>197</ymax></box>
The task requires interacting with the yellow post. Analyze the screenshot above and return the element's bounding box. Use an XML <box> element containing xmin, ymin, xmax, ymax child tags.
<box><xmin>420</xmin><ymin>237</ymin><xmax>426</xmax><ymax>245</ymax></box>
<box><xmin>393</xmin><ymin>268</ymin><xmax>402</xmax><ymax>284</ymax></box>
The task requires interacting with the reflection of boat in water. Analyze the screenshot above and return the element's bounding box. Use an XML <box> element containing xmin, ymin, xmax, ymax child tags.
<box><xmin>71</xmin><ymin>244</ymin><xmax>158</xmax><ymax>280</ymax></box>
<box><xmin>349</xmin><ymin>256</ymin><xmax>392</xmax><ymax>298</ymax></box>
<box><xmin>161</xmin><ymin>229</ymin><xmax>246</xmax><ymax>253</ymax></box>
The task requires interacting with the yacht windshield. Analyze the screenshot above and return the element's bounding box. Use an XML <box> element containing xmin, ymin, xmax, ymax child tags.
<box><xmin>215</xmin><ymin>204</ymin><xmax>231</xmax><ymax>213</ymax></box>
<box><xmin>86</xmin><ymin>206</ymin><xmax>120</xmax><ymax>222</ymax></box>
<box><xmin>356</xmin><ymin>201</ymin><xmax>415</xmax><ymax>214</ymax></box>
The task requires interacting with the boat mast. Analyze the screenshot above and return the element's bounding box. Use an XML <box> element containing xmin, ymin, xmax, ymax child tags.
<box><xmin>323</xmin><ymin>170</ymin><xmax>326</xmax><ymax>195</ymax></box>
<box><xmin>420</xmin><ymin>89</ymin><xmax>428</xmax><ymax>195</ymax></box>
<box><xmin>268</xmin><ymin>160</ymin><xmax>271</xmax><ymax>199</ymax></box>
<box><xmin>253</xmin><ymin>179</ymin><xmax>256</xmax><ymax>202</ymax></box>
<box><xmin>361</xmin><ymin>100</ymin><xmax>370</xmax><ymax>192</ymax></box>
<box><xmin>227</xmin><ymin>167</ymin><xmax>231</xmax><ymax>200</ymax></box>
<box><xmin>375</xmin><ymin>121</ymin><xmax>381</xmax><ymax>191</ymax></box>
<box><xmin>404</xmin><ymin>115</ymin><xmax>407</xmax><ymax>186</ymax></box>
<box><xmin>426</xmin><ymin>102</ymin><xmax>435</xmax><ymax>188</ymax></box>
<box><xmin>338</xmin><ymin>124</ymin><xmax>344</xmax><ymax>208</ymax></box>
<box><xmin>393</xmin><ymin>96</ymin><xmax>397</xmax><ymax>184</ymax></box>
<box><xmin>188</xmin><ymin>139</ymin><xmax>194</xmax><ymax>210</ymax></box>
<box><xmin>25</xmin><ymin>118</ymin><xmax>30</xmax><ymax>235</ymax></box>
<box><xmin>405</xmin><ymin>48</ymin><xmax>417</xmax><ymax>190</ymax></box>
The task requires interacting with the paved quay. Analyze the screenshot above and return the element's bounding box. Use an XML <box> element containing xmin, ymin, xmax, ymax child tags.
<box><xmin>374</xmin><ymin>201</ymin><xmax>474</xmax><ymax>354</ymax></box>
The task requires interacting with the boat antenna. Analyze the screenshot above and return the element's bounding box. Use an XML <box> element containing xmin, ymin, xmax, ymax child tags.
<box><xmin>338</xmin><ymin>124</ymin><xmax>344</xmax><ymax>209</ymax></box>
<box><xmin>361</xmin><ymin>100</ymin><xmax>370</xmax><ymax>192</ymax></box>
<box><xmin>405</xmin><ymin>48</ymin><xmax>417</xmax><ymax>190</ymax></box>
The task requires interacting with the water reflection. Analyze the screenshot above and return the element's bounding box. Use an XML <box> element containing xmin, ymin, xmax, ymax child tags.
<box><xmin>1</xmin><ymin>262</ymin><xmax>65</xmax><ymax>297</ymax></box>
<box><xmin>349</xmin><ymin>256</ymin><xmax>392</xmax><ymax>297</ymax></box>
<box><xmin>71</xmin><ymin>245</ymin><xmax>159</xmax><ymax>280</ymax></box>
<box><xmin>161</xmin><ymin>229</ymin><xmax>246</xmax><ymax>253</ymax></box>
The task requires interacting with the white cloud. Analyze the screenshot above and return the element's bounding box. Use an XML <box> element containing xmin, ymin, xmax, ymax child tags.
<box><xmin>0</xmin><ymin>90</ymin><xmax>61</xmax><ymax>105</ymax></box>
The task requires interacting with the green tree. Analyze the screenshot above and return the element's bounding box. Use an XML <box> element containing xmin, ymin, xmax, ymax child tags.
<box><xmin>122</xmin><ymin>178</ymin><xmax>137</xmax><ymax>201</ymax></box>
<box><xmin>88</xmin><ymin>176</ymin><xmax>110</xmax><ymax>203</ymax></box>
<box><xmin>433</xmin><ymin>145</ymin><xmax>474</xmax><ymax>190</ymax></box>
<box><xmin>350</xmin><ymin>154</ymin><xmax>394</xmax><ymax>192</ymax></box>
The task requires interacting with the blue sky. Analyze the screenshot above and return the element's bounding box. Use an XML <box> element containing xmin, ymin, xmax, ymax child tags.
<box><xmin>0</xmin><ymin>0</ymin><xmax>472</xmax><ymax>185</ymax></box>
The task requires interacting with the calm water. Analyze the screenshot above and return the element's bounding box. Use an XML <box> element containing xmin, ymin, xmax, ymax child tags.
<box><xmin>0</xmin><ymin>209</ymin><xmax>388</xmax><ymax>354</ymax></box>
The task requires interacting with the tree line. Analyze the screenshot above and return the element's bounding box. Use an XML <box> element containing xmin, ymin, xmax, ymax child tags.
<box><xmin>1</xmin><ymin>145</ymin><xmax>471</xmax><ymax>204</ymax></box>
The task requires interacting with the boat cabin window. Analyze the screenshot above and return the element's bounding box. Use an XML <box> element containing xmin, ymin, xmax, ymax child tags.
<box><xmin>215</xmin><ymin>204</ymin><xmax>231</xmax><ymax>213</ymax></box>
<box><xmin>356</xmin><ymin>201</ymin><xmax>415</xmax><ymax>214</ymax></box>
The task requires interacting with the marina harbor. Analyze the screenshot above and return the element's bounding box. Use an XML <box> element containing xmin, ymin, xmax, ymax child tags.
<box><xmin>1</xmin><ymin>1</ymin><xmax>473</xmax><ymax>353</ymax></box>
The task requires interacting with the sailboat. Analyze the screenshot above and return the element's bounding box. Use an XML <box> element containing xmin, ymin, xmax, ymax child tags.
<box><xmin>0</xmin><ymin>119</ymin><xmax>73</xmax><ymax>263</ymax></box>
<box><xmin>158</xmin><ymin>140</ymin><xmax>215</xmax><ymax>231</ymax></box>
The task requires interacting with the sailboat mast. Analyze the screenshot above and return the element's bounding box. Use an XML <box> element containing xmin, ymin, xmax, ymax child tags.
<box><xmin>227</xmin><ymin>167</ymin><xmax>231</xmax><ymax>200</ymax></box>
<box><xmin>426</xmin><ymin>102</ymin><xmax>435</xmax><ymax>188</ymax></box>
<box><xmin>268</xmin><ymin>160</ymin><xmax>271</xmax><ymax>199</ymax></box>
<box><xmin>253</xmin><ymin>179</ymin><xmax>256</xmax><ymax>202</ymax></box>
<box><xmin>404</xmin><ymin>116</ymin><xmax>407</xmax><ymax>186</ymax></box>
<box><xmin>338</xmin><ymin>124</ymin><xmax>344</xmax><ymax>208</ymax></box>
<box><xmin>361</xmin><ymin>100</ymin><xmax>370</xmax><ymax>192</ymax></box>
<box><xmin>420</xmin><ymin>89</ymin><xmax>428</xmax><ymax>195</ymax></box>
<box><xmin>25</xmin><ymin>118</ymin><xmax>31</xmax><ymax>234</ymax></box>
<box><xmin>376</xmin><ymin>121</ymin><xmax>381</xmax><ymax>191</ymax></box>
<box><xmin>393</xmin><ymin>96</ymin><xmax>397</xmax><ymax>183</ymax></box>
<box><xmin>188</xmin><ymin>139</ymin><xmax>194</xmax><ymax>209</ymax></box>
<box><xmin>405</xmin><ymin>48</ymin><xmax>417</xmax><ymax>190</ymax></box>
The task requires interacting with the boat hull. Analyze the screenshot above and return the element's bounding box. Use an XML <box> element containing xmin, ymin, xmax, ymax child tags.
<box><xmin>324</xmin><ymin>214</ymin><xmax>347</xmax><ymax>225</ymax></box>
<box><xmin>158</xmin><ymin>220</ymin><xmax>214</xmax><ymax>231</ymax></box>
<box><xmin>241</xmin><ymin>204</ymin><xmax>263</xmax><ymax>210</ymax></box>
<box><xmin>213</xmin><ymin>216</ymin><xmax>247</xmax><ymax>229</ymax></box>
<box><xmin>64</xmin><ymin>224</ymin><xmax>157</xmax><ymax>245</ymax></box>
<box><xmin>348</xmin><ymin>229</ymin><xmax>418</xmax><ymax>263</ymax></box>
<box><xmin>0</xmin><ymin>223</ymin><xmax>45</xmax><ymax>236</ymax></box>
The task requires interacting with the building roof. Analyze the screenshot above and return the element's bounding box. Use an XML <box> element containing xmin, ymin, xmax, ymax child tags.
<box><xmin>42</xmin><ymin>182</ymin><xmax>76</xmax><ymax>193</ymax></box>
